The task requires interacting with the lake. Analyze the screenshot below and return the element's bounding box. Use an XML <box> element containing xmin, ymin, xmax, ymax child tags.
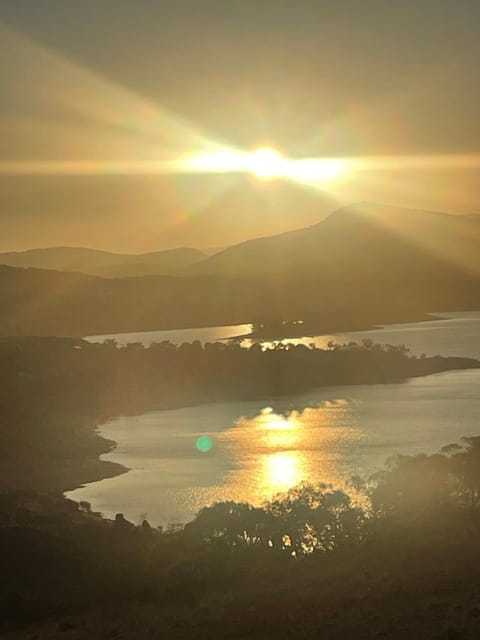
<box><xmin>70</xmin><ymin>311</ymin><xmax>480</xmax><ymax>526</ymax></box>
<box><xmin>86</xmin><ymin>311</ymin><xmax>480</xmax><ymax>359</ymax></box>
<box><xmin>86</xmin><ymin>323</ymin><xmax>253</xmax><ymax>347</ymax></box>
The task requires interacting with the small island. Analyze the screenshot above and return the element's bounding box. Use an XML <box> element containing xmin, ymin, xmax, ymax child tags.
<box><xmin>246</xmin><ymin>310</ymin><xmax>438</xmax><ymax>341</ymax></box>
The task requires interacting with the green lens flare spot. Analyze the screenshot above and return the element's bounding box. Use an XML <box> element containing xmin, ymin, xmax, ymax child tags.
<box><xmin>196</xmin><ymin>435</ymin><xmax>213</xmax><ymax>453</ymax></box>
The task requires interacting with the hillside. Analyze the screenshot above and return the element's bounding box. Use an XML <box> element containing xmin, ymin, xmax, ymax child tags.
<box><xmin>1</xmin><ymin>203</ymin><xmax>480</xmax><ymax>337</ymax></box>
<box><xmin>0</xmin><ymin>246</ymin><xmax>206</xmax><ymax>278</ymax></box>
<box><xmin>189</xmin><ymin>203</ymin><xmax>480</xmax><ymax>279</ymax></box>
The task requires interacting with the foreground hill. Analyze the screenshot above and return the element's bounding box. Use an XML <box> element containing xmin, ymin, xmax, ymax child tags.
<box><xmin>2</xmin><ymin>432</ymin><xmax>480</xmax><ymax>640</ymax></box>
<box><xmin>0</xmin><ymin>260</ymin><xmax>476</xmax><ymax>338</ymax></box>
<box><xmin>0</xmin><ymin>246</ymin><xmax>206</xmax><ymax>278</ymax></box>
<box><xmin>189</xmin><ymin>202</ymin><xmax>480</xmax><ymax>279</ymax></box>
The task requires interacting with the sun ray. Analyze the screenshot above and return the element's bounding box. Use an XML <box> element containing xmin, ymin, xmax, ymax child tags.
<box><xmin>0</xmin><ymin>22</ymin><xmax>228</xmax><ymax>171</ymax></box>
<box><xmin>3</xmin><ymin>23</ymin><xmax>480</xmax><ymax>209</ymax></box>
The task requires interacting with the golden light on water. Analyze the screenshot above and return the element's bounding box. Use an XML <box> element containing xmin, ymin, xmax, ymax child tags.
<box><xmin>220</xmin><ymin>402</ymin><xmax>362</xmax><ymax>505</ymax></box>
<box><xmin>261</xmin><ymin>452</ymin><xmax>306</xmax><ymax>493</ymax></box>
<box><xmin>247</xmin><ymin>408</ymin><xmax>307</xmax><ymax>494</ymax></box>
<box><xmin>254</xmin><ymin>406</ymin><xmax>302</xmax><ymax>449</ymax></box>
<box><xmin>257</xmin><ymin>406</ymin><xmax>294</xmax><ymax>429</ymax></box>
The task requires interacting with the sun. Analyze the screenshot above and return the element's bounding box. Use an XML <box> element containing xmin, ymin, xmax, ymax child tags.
<box><xmin>182</xmin><ymin>146</ymin><xmax>345</xmax><ymax>184</ymax></box>
<box><xmin>287</xmin><ymin>158</ymin><xmax>343</xmax><ymax>183</ymax></box>
<box><xmin>247</xmin><ymin>147</ymin><xmax>286</xmax><ymax>180</ymax></box>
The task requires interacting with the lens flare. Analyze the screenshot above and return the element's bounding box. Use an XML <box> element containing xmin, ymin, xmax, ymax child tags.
<box><xmin>196</xmin><ymin>435</ymin><xmax>213</xmax><ymax>453</ymax></box>
<box><xmin>287</xmin><ymin>158</ymin><xmax>343</xmax><ymax>183</ymax></box>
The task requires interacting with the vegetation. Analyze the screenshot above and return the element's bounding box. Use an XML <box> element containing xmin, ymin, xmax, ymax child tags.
<box><xmin>2</xmin><ymin>438</ymin><xmax>480</xmax><ymax>638</ymax></box>
<box><xmin>1</xmin><ymin>333</ymin><xmax>479</xmax><ymax>637</ymax></box>
<box><xmin>1</xmin><ymin>335</ymin><xmax>477</xmax><ymax>490</ymax></box>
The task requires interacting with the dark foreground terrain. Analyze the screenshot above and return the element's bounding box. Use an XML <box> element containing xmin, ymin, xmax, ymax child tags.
<box><xmin>2</xmin><ymin>437</ymin><xmax>480</xmax><ymax>639</ymax></box>
<box><xmin>1</xmin><ymin>336</ymin><xmax>480</xmax><ymax>638</ymax></box>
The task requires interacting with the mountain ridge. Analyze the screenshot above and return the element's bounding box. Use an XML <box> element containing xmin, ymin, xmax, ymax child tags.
<box><xmin>1</xmin><ymin>202</ymin><xmax>479</xmax><ymax>337</ymax></box>
<box><xmin>186</xmin><ymin>202</ymin><xmax>480</xmax><ymax>278</ymax></box>
<box><xmin>0</xmin><ymin>245</ymin><xmax>206</xmax><ymax>278</ymax></box>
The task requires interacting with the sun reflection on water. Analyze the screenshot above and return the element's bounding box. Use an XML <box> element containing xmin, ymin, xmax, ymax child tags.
<box><xmin>261</xmin><ymin>451</ymin><xmax>306</xmax><ymax>494</ymax></box>
<box><xmin>219</xmin><ymin>400</ymin><xmax>361</xmax><ymax>504</ymax></box>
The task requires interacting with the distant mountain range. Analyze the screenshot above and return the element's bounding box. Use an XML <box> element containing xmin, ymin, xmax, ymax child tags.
<box><xmin>1</xmin><ymin>203</ymin><xmax>479</xmax><ymax>337</ymax></box>
<box><xmin>0</xmin><ymin>246</ymin><xmax>206</xmax><ymax>278</ymax></box>
<box><xmin>3</xmin><ymin>203</ymin><xmax>479</xmax><ymax>282</ymax></box>
<box><xmin>187</xmin><ymin>203</ymin><xmax>480</xmax><ymax>279</ymax></box>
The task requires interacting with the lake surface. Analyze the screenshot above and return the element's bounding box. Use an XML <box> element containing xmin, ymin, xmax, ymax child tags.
<box><xmin>86</xmin><ymin>311</ymin><xmax>480</xmax><ymax>359</ymax></box>
<box><xmin>71</xmin><ymin>311</ymin><xmax>480</xmax><ymax>526</ymax></box>
<box><xmin>86</xmin><ymin>323</ymin><xmax>252</xmax><ymax>347</ymax></box>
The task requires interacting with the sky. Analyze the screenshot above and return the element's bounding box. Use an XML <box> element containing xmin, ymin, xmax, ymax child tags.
<box><xmin>1</xmin><ymin>0</ymin><xmax>480</xmax><ymax>252</ymax></box>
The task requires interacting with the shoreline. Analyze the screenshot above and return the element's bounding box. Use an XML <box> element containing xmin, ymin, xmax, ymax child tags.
<box><xmin>86</xmin><ymin>311</ymin><xmax>441</xmax><ymax>345</ymax></box>
<box><xmin>64</xmin><ymin>354</ymin><xmax>480</xmax><ymax>497</ymax></box>
<box><xmin>234</xmin><ymin>311</ymin><xmax>441</xmax><ymax>342</ymax></box>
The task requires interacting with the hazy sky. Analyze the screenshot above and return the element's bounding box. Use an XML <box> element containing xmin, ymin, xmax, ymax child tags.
<box><xmin>1</xmin><ymin>0</ymin><xmax>480</xmax><ymax>252</ymax></box>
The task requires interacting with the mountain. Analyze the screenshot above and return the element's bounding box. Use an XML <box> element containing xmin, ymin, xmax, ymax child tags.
<box><xmin>1</xmin><ymin>203</ymin><xmax>480</xmax><ymax>338</ymax></box>
<box><xmin>188</xmin><ymin>203</ymin><xmax>480</xmax><ymax>279</ymax></box>
<box><xmin>0</xmin><ymin>265</ymin><xmax>255</xmax><ymax>337</ymax></box>
<box><xmin>0</xmin><ymin>246</ymin><xmax>206</xmax><ymax>278</ymax></box>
